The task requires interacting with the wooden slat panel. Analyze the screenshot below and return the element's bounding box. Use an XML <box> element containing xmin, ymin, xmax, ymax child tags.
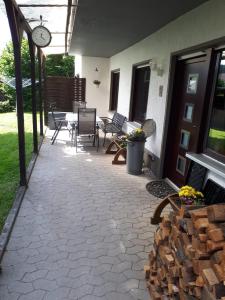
<box><xmin>44</xmin><ymin>76</ymin><xmax>86</xmax><ymax>118</ymax></box>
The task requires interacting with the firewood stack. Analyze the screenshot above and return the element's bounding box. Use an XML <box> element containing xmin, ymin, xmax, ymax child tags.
<box><xmin>145</xmin><ymin>204</ymin><xmax>225</xmax><ymax>299</ymax></box>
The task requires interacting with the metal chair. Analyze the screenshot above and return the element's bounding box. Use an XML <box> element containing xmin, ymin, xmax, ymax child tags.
<box><xmin>72</xmin><ymin>101</ymin><xmax>87</xmax><ymax>113</ymax></box>
<box><xmin>50</xmin><ymin>104</ymin><xmax>68</xmax><ymax>145</ymax></box>
<box><xmin>100</xmin><ymin>112</ymin><xmax>126</xmax><ymax>146</ymax></box>
<box><xmin>75</xmin><ymin>108</ymin><xmax>99</xmax><ymax>152</ymax></box>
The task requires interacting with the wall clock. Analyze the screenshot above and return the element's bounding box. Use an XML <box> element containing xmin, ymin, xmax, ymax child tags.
<box><xmin>31</xmin><ymin>25</ymin><xmax>52</xmax><ymax>48</ymax></box>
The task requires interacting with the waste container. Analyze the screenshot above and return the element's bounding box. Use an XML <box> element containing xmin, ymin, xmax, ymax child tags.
<box><xmin>127</xmin><ymin>141</ymin><xmax>145</xmax><ymax>175</ymax></box>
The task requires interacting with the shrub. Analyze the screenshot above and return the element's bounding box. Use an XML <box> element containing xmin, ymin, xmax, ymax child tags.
<box><xmin>0</xmin><ymin>100</ymin><xmax>14</xmax><ymax>113</ymax></box>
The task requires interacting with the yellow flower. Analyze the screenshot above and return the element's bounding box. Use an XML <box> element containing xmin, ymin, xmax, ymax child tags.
<box><xmin>196</xmin><ymin>191</ymin><xmax>204</xmax><ymax>198</ymax></box>
<box><xmin>180</xmin><ymin>185</ymin><xmax>192</xmax><ymax>191</ymax></box>
<box><xmin>135</xmin><ymin>128</ymin><xmax>143</xmax><ymax>134</ymax></box>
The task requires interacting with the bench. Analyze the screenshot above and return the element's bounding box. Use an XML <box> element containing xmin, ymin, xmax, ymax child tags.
<box><xmin>100</xmin><ymin>112</ymin><xmax>127</xmax><ymax>146</ymax></box>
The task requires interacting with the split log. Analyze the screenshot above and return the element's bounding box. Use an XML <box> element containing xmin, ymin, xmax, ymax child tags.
<box><xmin>146</xmin><ymin>205</ymin><xmax>225</xmax><ymax>299</ymax></box>
<box><xmin>207</xmin><ymin>205</ymin><xmax>225</xmax><ymax>223</ymax></box>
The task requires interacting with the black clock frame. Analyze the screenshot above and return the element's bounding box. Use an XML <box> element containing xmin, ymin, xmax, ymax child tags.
<box><xmin>31</xmin><ymin>25</ymin><xmax>52</xmax><ymax>48</ymax></box>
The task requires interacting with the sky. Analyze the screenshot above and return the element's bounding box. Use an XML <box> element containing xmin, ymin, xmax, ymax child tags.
<box><xmin>0</xmin><ymin>1</ymin><xmax>11</xmax><ymax>54</ymax></box>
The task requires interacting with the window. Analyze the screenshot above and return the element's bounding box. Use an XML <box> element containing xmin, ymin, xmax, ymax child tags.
<box><xmin>176</xmin><ymin>155</ymin><xmax>186</xmax><ymax>175</ymax></box>
<box><xmin>180</xmin><ymin>130</ymin><xmax>190</xmax><ymax>150</ymax></box>
<box><xmin>206</xmin><ymin>52</ymin><xmax>225</xmax><ymax>162</ymax></box>
<box><xmin>109</xmin><ymin>70</ymin><xmax>120</xmax><ymax>111</ymax></box>
<box><xmin>183</xmin><ymin>103</ymin><xmax>194</xmax><ymax>122</ymax></box>
<box><xmin>130</xmin><ymin>64</ymin><xmax>150</xmax><ymax>123</ymax></box>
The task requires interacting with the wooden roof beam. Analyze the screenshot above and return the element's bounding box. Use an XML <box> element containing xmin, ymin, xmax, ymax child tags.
<box><xmin>18</xmin><ymin>4</ymin><xmax>77</xmax><ymax>8</ymax></box>
<box><xmin>65</xmin><ymin>0</ymin><xmax>72</xmax><ymax>54</ymax></box>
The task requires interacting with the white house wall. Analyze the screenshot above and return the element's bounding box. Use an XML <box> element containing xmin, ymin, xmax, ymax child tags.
<box><xmin>75</xmin><ymin>56</ymin><xmax>110</xmax><ymax>117</ymax></box>
<box><xmin>110</xmin><ymin>0</ymin><xmax>225</xmax><ymax>160</ymax></box>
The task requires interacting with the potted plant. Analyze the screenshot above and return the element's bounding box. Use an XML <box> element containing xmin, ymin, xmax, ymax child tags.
<box><xmin>178</xmin><ymin>185</ymin><xmax>204</xmax><ymax>206</ymax></box>
<box><xmin>170</xmin><ymin>185</ymin><xmax>205</xmax><ymax>217</ymax></box>
<box><xmin>93</xmin><ymin>80</ymin><xmax>101</xmax><ymax>87</ymax></box>
<box><xmin>126</xmin><ymin>128</ymin><xmax>146</xmax><ymax>175</ymax></box>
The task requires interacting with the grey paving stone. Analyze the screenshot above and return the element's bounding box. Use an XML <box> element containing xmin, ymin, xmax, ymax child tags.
<box><xmin>106</xmin><ymin>292</ymin><xmax>133</xmax><ymax>300</ymax></box>
<box><xmin>111</xmin><ymin>261</ymin><xmax>132</xmax><ymax>273</ymax></box>
<box><xmin>69</xmin><ymin>284</ymin><xmax>93</xmax><ymax>299</ymax></box>
<box><xmin>46</xmin><ymin>268</ymin><xmax>70</xmax><ymax>280</ymax></box>
<box><xmin>0</xmin><ymin>285</ymin><xmax>20</xmax><ymax>300</ymax></box>
<box><xmin>98</xmin><ymin>256</ymin><xmax>120</xmax><ymax>265</ymax></box>
<box><xmin>91</xmin><ymin>263</ymin><xmax>112</xmax><ymax>275</ymax></box>
<box><xmin>130</xmin><ymin>288</ymin><xmax>150</xmax><ymax>300</ymax></box>
<box><xmin>43</xmin><ymin>287</ymin><xmax>70</xmax><ymax>300</ymax></box>
<box><xmin>33</xmin><ymin>278</ymin><xmax>58</xmax><ymax>291</ymax></box>
<box><xmin>0</xmin><ymin>131</ymin><xmax>160</xmax><ymax>299</ymax></box>
<box><xmin>93</xmin><ymin>282</ymin><xmax>117</xmax><ymax>297</ymax></box>
<box><xmin>123</xmin><ymin>269</ymin><xmax>145</xmax><ymax>280</ymax></box>
<box><xmin>8</xmin><ymin>281</ymin><xmax>34</xmax><ymax>294</ymax></box>
<box><xmin>117</xmin><ymin>279</ymin><xmax>139</xmax><ymax>293</ymax></box>
<box><xmin>69</xmin><ymin>266</ymin><xmax>92</xmax><ymax>279</ymax></box>
<box><xmin>79</xmin><ymin>296</ymin><xmax>103</xmax><ymax>300</ymax></box>
<box><xmin>126</xmin><ymin>245</ymin><xmax>144</xmax><ymax>255</ymax></box>
<box><xmin>22</xmin><ymin>269</ymin><xmax>48</xmax><ymax>282</ymax></box>
<box><xmin>18</xmin><ymin>290</ymin><xmax>46</xmax><ymax>300</ymax></box>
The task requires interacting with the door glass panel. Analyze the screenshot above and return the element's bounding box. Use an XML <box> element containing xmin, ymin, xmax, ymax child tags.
<box><xmin>176</xmin><ymin>155</ymin><xmax>186</xmax><ymax>175</ymax></box>
<box><xmin>206</xmin><ymin>53</ymin><xmax>225</xmax><ymax>158</ymax></box>
<box><xmin>131</xmin><ymin>66</ymin><xmax>150</xmax><ymax>123</ymax></box>
<box><xmin>183</xmin><ymin>103</ymin><xmax>194</xmax><ymax>122</ymax></box>
<box><xmin>180</xmin><ymin>130</ymin><xmax>190</xmax><ymax>150</ymax></box>
<box><xmin>187</xmin><ymin>74</ymin><xmax>199</xmax><ymax>94</ymax></box>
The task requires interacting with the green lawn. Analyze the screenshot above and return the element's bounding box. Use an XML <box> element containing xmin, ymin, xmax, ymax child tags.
<box><xmin>208</xmin><ymin>128</ymin><xmax>225</xmax><ymax>155</ymax></box>
<box><xmin>0</xmin><ymin>112</ymin><xmax>34</xmax><ymax>231</ymax></box>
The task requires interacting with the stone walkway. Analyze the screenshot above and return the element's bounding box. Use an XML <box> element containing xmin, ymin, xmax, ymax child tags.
<box><xmin>0</xmin><ymin>131</ymin><xmax>161</xmax><ymax>300</ymax></box>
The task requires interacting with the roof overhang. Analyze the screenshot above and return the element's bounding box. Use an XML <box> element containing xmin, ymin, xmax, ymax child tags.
<box><xmin>70</xmin><ymin>0</ymin><xmax>208</xmax><ymax>58</ymax></box>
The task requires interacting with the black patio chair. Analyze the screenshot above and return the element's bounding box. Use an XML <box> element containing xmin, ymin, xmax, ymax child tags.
<box><xmin>72</xmin><ymin>100</ymin><xmax>87</xmax><ymax>113</ymax></box>
<box><xmin>74</xmin><ymin>108</ymin><xmax>99</xmax><ymax>152</ymax></box>
<box><xmin>50</xmin><ymin>104</ymin><xmax>68</xmax><ymax>145</ymax></box>
<box><xmin>100</xmin><ymin>112</ymin><xmax>126</xmax><ymax>146</ymax></box>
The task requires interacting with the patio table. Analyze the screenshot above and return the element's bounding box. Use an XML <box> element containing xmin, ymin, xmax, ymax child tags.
<box><xmin>66</xmin><ymin>112</ymin><xmax>103</xmax><ymax>145</ymax></box>
<box><xmin>66</xmin><ymin>112</ymin><xmax>102</xmax><ymax>125</ymax></box>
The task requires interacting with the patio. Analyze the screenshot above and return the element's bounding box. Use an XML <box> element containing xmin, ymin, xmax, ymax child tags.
<box><xmin>0</xmin><ymin>130</ymin><xmax>162</xmax><ymax>300</ymax></box>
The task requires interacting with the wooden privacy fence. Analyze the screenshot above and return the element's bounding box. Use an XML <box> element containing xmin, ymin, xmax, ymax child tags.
<box><xmin>44</xmin><ymin>76</ymin><xmax>86</xmax><ymax>123</ymax></box>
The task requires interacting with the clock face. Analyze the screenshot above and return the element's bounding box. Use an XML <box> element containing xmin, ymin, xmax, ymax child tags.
<box><xmin>31</xmin><ymin>25</ymin><xmax>52</xmax><ymax>48</ymax></box>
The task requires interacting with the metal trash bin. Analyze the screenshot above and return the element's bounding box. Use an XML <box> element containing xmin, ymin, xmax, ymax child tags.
<box><xmin>127</xmin><ymin>141</ymin><xmax>145</xmax><ymax>175</ymax></box>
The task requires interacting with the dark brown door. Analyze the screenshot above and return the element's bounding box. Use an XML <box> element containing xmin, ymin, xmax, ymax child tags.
<box><xmin>109</xmin><ymin>71</ymin><xmax>120</xmax><ymax>111</ymax></box>
<box><xmin>165</xmin><ymin>53</ymin><xmax>212</xmax><ymax>187</ymax></box>
<box><xmin>130</xmin><ymin>66</ymin><xmax>150</xmax><ymax>123</ymax></box>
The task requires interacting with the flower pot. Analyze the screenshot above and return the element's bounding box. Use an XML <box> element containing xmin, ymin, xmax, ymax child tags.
<box><xmin>170</xmin><ymin>196</ymin><xmax>206</xmax><ymax>217</ymax></box>
<box><xmin>127</xmin><ymin>140</ymin><xmax>145</xmax><ymax>175</ymax></box>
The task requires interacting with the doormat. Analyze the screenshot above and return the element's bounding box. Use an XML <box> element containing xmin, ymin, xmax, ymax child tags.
<box><xmin>146</xmin><ymin>180</ymin><xmax>176</xmax><ymax>199</ymax></box>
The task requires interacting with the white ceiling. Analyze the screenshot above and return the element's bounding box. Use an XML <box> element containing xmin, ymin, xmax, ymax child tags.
<box><xmin>70</xmin><ymin>0</ymin><xmax>208</xmax><ymax>57</ymax></box>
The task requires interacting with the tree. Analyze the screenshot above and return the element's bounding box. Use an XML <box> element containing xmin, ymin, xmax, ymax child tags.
<box><xmin>0</xmin><ymin>39</ymin><xmax>33</xmax><ymax>111</ymax></box>
<box><xmin>0</xmin><ymin>39</ymin><xmax>75</xmax><ymax>112</ymax></box>
<box><xmin>45</xmin><ymin>54</ymin><xmax>74</xmax><ymax>77</ymax></box>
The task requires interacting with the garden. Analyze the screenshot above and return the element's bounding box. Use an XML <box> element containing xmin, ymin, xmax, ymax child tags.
<box><xmin>0</xmin><ymin>112</ymin><xmax>33</xmax><ymax>230</ymax></box>
<box><xmin>0</xmin><ymin>39</ymin><xmax>74</xmax><ymax>231</ymax></box>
